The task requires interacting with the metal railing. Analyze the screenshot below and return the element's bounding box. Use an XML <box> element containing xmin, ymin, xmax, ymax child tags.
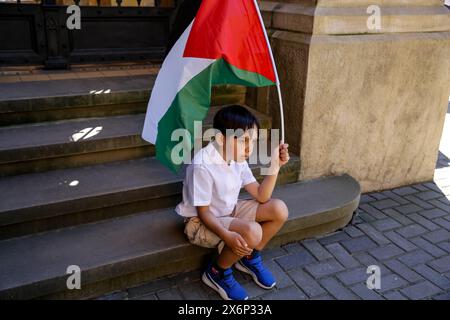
<box><xmin>0</xmin><ymin>0</ymin><xmax>177</xmax><ymax>67</ymax></box>
<box><xmin>0</xmin><ymin>0</ymin><xmax>174</xmax><ymax>7</ymax></box>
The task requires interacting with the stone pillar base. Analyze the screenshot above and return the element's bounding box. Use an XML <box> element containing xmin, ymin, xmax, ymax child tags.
<box><xmin>260</xmin><ymin>0</ymin><xmax>450</xmax><ymax>192</ymax></box>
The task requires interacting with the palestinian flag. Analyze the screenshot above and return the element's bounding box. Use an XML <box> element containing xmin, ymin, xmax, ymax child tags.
<box><xmin>142</xmin><ymin>0</ymin><xmax>278</xmax><ymax>174</ymax></box>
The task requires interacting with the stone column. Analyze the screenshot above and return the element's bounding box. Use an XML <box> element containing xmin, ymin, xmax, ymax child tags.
<box><xmin>260</xmin><ymin>0</ymin><xmax>450</xmax><ymax>192</ymax></box>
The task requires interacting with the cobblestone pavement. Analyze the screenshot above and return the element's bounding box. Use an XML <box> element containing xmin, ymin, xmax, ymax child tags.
<box><xmin>96</xmin><ymin>101</ymin><xmax>450</xmax><ymax>301</ymax></box>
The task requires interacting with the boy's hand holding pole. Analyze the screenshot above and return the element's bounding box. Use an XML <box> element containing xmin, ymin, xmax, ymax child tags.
<box><xmin>268</xmin><ymin>142</ymin><xmax>290</xmax><ymax>174</ymax></box>
<box><xmin>278</xmin><ymin>142</ymin><xmax>290</xmax><ymax>168</ymax></box>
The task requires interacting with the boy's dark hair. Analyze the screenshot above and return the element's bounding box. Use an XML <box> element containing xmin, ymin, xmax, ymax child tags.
<box><xmin>213</xmin><ymin>104</ymin><xmax>260</xmax><ymax>138</ymax></box>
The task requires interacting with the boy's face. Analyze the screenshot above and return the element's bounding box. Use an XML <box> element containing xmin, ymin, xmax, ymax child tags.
<box><xmin>222</xmin><ymin>125</ymin><xmax>258</xmax><ymax>163</ymax></box>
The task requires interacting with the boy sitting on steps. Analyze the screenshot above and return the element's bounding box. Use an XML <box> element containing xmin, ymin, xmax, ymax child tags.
<box><xmin>175</xmin><ymin>104</ymin><xmax>290</xmax><ymax>300</ymax></box>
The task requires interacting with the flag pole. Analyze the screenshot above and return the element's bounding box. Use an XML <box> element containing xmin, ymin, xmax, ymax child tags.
<box><xmin>252</xmin><ymin>0</ymin><xmax>285</xmax><ymax>144</ymax></box>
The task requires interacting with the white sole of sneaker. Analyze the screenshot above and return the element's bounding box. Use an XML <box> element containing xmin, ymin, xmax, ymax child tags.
<box><xmin>234</xmin><ymin>261</ymin><xmax>276</xmax><ymax>290</ymax></box>
<box><xmin>201</xmin><ymin>271</ymin><xmax>249</xmax><ymax>301</ymax></box>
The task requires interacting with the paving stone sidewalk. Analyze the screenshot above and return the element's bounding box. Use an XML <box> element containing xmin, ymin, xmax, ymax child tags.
<box><xmin>96</xmin><ymin>102</ymin><xmax>450</xmax><ymax>301</ymax></box>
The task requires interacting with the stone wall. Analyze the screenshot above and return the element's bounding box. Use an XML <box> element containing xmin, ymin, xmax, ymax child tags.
<box><xmin>258</xmin><ymin>0</ymin><xmax>450</xmax><ymax>192</ymax></box>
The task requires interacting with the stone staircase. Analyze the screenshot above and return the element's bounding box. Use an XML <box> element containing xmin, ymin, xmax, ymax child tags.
<box><xmin>0</xmin><ymin>66</ymin><xmax>361</xmax><ymax>299</ymax></box>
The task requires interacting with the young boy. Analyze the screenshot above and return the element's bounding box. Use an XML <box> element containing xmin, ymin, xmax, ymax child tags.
<box><xmin>175</xmin><ymin>104</ymin><xmax>290</xmax><ymax>300</ymax></box>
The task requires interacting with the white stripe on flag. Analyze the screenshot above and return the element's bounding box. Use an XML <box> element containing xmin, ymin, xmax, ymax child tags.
<box><xmin>142</xmin><ymin>19</ymin><xmax>215</xmax><ymax>144</ymax></box>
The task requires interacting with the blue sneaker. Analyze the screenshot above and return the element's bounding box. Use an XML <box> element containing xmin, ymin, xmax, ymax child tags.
<box><xmin>201</xmin><ymin>262</ymin><xmax>249</xmax><ymax>300</ymax></box>
<box><xmin>235</xmin><ymin>251</ymin><xmax>276</xmax><ymax>289</ymax></box>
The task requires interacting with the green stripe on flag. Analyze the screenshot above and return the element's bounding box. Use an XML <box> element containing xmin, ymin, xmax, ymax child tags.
<box><xmin>155</xmin><ymin>58</ymin><xmax>275</xmax><ymax>174</ymax></box>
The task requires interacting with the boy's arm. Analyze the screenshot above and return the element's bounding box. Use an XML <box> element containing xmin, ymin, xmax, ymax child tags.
<box><xmin>196</xmin><ymin>205</ymin><xmax>252</xmax><ymax>256</ymax></box>
<box><xmin>244</xmin><ymin>143</ymin><xmax>290</xmax><ymax>203</ymax></box>
<box><xmin>196</xmin><ymin>205</ymin><xmax>230</xmax><ymax>240</ymax></box>
<box><xmin>244</xmin><ymin>172</ymin><xmax>278</xmax><ymax>204</ymax></box>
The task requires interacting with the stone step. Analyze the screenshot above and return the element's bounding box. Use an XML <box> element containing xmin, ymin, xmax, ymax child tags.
<box><xmin>0</xmin><ymin>72</ymin><xmax>248</xmax><ymax>126</ymax></box>
<box><xmin>0</xmin><ymin>174</ymin><xmax>361</xmax><ymax>300</ymax></box>
<box><xmin>0</xmin><ymin>153</ymin><xmax>299</xmax><ymax>240</ymax></box>
<box><xmin>0</xmin><ymin>105</ymin><xmax>272</xmax><ymax>177</ymax></box>
<box><xmin>0</xmin><ymin>75</ymin><xmax>157</xmax><ymax>126</ymax></box>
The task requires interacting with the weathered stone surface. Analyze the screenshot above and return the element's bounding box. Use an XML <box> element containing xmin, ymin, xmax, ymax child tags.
<box><xmin>259</xmin><ymin>0</ymin><xmax>450</xmax><ymax>192</ymax></box>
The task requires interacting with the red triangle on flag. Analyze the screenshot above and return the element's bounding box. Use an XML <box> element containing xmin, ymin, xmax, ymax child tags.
<box><xmin>183</xmin><ymin>0</ymin><xmax>277</xmax><ymax>83</ymax></box>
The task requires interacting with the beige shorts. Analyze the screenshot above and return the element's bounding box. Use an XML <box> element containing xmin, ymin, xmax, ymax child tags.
<box><xmin>183</xmin><ymin>198</ymin><xmax>259</xmax><ymax>253</ymax></box>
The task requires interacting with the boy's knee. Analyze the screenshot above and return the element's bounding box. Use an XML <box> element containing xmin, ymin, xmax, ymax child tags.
<box><xmin>241</xmin><ymin>222</ymin><xmax>263</xmax><ymax>248</ymax></box>
<box><xmin>271</xmin><ymin>198</ymin><xmax>289</xmax><ymax>222</ymax></box>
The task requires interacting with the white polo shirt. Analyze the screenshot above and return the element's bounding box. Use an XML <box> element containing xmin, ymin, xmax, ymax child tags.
<box><xmin>175</xmin><ymin>141</ymin><xmax>257</xmax><ymax>218</ymax></box>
